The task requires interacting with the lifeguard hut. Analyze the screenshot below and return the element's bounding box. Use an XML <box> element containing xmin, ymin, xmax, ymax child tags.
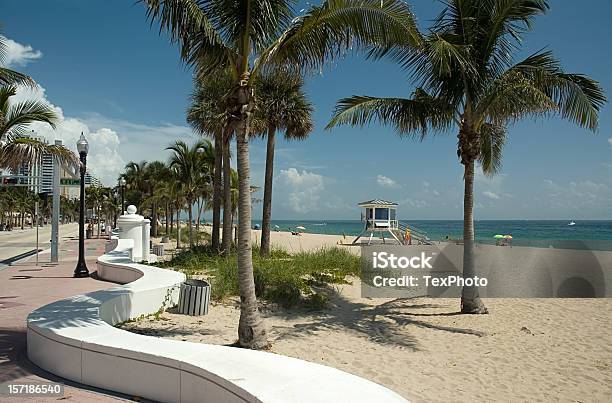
<box><xmin>353</xmin><ymin>199</ymin><xmax>403</xmax><ymax>245</ymax></box>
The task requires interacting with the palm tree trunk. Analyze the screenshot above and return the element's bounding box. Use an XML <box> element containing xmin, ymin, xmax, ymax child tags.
<box><xmin>236</xmin><ymin>116</ymin><xmax>267</xmax><ymax>349</ymax></box>
<box><xmin>461</xmin><ymin>160</ymin><xmax>488</xmax><ymax>314</ymax></box>
<box><xmin>260</xmin><ymin>126</ymin><xmax>276</xmax><ymax>257</ymax></box>
<box><xmin>152</xmin><ymin>201</ymin><xmax>158</xmax><ymax>237</ymax></box>
<box><xmin>97</xmin><ymin>204</ymin><xmax>101</xmax><ymax>238</ymax></box>
<box><xmin>222</xmin><ymin>130</ymin><xmax>232</xmax><ymax>254</ymax></box>
<box><xmin>176</xmin><ymin>200</ymin><xmax>181</xmax><ymax>250</ymax></box>
<box><xmin>188</xmin><ymin>202</ymin><xmax>194</xmax><ymax>249</ymax></box>
<box><xmin>212</xmin><ymin>131</ymin><xmax>223</xmax><ymax>251</ymax></box>
<box><xmin>165</xmin><ymin>202</ymin><xmax>169</xmax><ymax>235</ymax></box>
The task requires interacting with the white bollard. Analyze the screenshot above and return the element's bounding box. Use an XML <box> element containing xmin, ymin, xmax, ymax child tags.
<box><xmin>142</xmin><ymin>218</ymin><xmax>151</xmax><ymax>263</ymax></box>
<box><xmin>116</xmin><ymin>205</ymin><xmax>144</xmax><ymax>262</ymax></box>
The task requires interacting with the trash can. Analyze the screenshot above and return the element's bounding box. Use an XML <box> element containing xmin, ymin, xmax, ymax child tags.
<box><xmin>178</xmin><ymin>279</ymin><xmax>211</xmax><ymax>316</ymax></box>
<box><xmin>86</xmin><ymin>228</ymin><xmax>93</xmax><ymax>239</ymax></box>
<box><xmin>152</xmin><ymin>243</ymin><xmax>165</xmax><ymax>257</ymax></box>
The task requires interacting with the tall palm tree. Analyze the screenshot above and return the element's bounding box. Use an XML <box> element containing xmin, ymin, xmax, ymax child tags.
<box><xmin>187</xmin><ymin>70</ymin><xmax>234</xmax><ymax>251</ymax></box>
<box><xmin>0</xmin><ymin>86</ymin><xmax>75</xmax><ymax>170</ymax></box>
<box><xmin>328</xmin><ymin>0</ymin><xmax>606</xmax><ymax>313</ymax></box>
<box><xmin>256</xmin><ymin>69</ymin><xmax>313</xmax><ymax>256</ymax></box>
<box><xmin>143</xmin><ymin>0</ymin><xmax>419</xmax><ymax>349</ymax></box>
<box><xmin>167</xmin><ymin>139</ymin><xmax>212</xmax><ymax>249</ymax></box>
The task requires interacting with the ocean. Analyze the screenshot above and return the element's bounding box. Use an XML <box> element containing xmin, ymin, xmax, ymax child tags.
<box><xmin>250</xmin><ymin>219</ymin><xmax>612</xmax><ymax>249</ymax></box>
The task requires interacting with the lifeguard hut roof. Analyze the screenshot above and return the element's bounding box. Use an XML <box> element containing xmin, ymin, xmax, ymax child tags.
<box><xmin>358</xmin><ymin>199</ymin><xmax>398</xmax><ymax>208</ymax></box>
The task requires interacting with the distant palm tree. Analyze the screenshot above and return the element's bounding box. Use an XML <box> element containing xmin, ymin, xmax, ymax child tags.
<box><xmin>0</xmin><ymin>86</ymin><xmax>75</xmax><ymax>170</ymax></box>
<box><xmin>256</xmin><ymin>69</ymin><xmax>313</xmax><ymax>257</ymax></box>
<box><xmin>123</xmin><ymin>161</ymin><xmax>148</xmax><ymax>209</ymax></box>
<box><xmin>142</xmin><ymin>0</ymin><xmax>418</xmax><ymax>348</ymax></box>
<box><xmin>187</xmin><ymin>70</ymin><xmax>234</xmax><ymax>251</ymax></box>
<box><xmin>328</xmin><ymin>0</ymin><xmax>606</xmax><ymax>313</ymax></box>
<box><xmin>145</xmin><ymin>161</ymin><xmax>171</xmax><ymax>237</ymax></box>
<box><xmin>167</xmin><ymin>139</ymin><xmax>212</xmax><ymax>249</ymax></box>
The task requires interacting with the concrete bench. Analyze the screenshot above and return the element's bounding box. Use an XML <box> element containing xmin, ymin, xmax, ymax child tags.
<box><xmin>27</xmin><ymin>238</ymin><xmax>409</xmax><ymax>403</ymax></box>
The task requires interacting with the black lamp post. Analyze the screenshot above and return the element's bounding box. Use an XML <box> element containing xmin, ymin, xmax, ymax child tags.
<box><xmin>119</xmin><ymin>177</ymin><xmax>126</xmax><ymax>215</ymax></box>
<box><xmin>74</xmin><ymin>133</ymin><xmax>90</xmax><ymax>278</ymax></box>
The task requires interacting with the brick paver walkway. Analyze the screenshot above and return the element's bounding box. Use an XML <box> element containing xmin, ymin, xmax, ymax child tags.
<box><xmin>0</xmin><ymin>235</ymin><xmax>139</xmax><ymax>402</ymax></box>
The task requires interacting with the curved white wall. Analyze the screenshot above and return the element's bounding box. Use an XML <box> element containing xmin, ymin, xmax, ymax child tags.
<box><xmin>27</xmin><ymin>239</ymin><xmax>409</xmax><ymax>403</ymax></box>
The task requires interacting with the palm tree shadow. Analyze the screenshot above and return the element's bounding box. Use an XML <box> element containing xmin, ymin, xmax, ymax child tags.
<box><xmin>266</xmin><ymin>289</ymin><xmax>485</xmax><ymax>351</ymax></box>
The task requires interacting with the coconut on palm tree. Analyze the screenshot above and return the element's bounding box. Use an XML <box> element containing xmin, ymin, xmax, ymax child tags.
<box><xmin>328</xmin><ymin>0</ymin><xmax>606</xmax><ymax>313</ymax></box>
<box><xmin>256</xmin><ymin>69</ymin><xmax>313</xmax><ymax>257</ymax></box>
<box><xmin>142</xmin><ymin>0</ymin><xmax>419</xmax><ymax>349</ymax></box>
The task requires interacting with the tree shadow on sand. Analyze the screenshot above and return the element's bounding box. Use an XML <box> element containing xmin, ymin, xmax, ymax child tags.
<box><xmin>264</xmin><ymin>289</ymin><xmax>485</xmax><ymax>351</ymax></box>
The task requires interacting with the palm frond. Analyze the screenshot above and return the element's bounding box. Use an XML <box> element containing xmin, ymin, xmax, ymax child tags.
<box><xmin>327</xmin><ymin>89</ymin><xmax>454</xmax><ymax>137</ymax></box>
<box><xmin>1</xmin><ymin>99</ymin><xmax>58</xmax><ymax>138</ymax></box>
<box><xmin>508</xmin><ymin>50</ymin><xmax>606</xmax><ymax>131</ymax></box>
<box><xmin>478</xmin><ymin>122</ymin><xmax>506</xmax><ymax>175</ymax></box>
<box><xmin>256</xmin><ymin>0</ymin><xmax>421</xmax><ymax>75</ymax></box>
<box><xmin>141</xmin><ymin>0</ymin><xmax>233</xmax><ymax>76</ymax></box>
<box><xmin>0</xmin><ymin>137</ymin><xmax>77</xmax><ymax>172</ymax></box>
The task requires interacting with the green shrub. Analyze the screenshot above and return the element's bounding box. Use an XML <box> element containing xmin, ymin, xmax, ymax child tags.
<box><xmin>157</xmin><ymin>245</ymin><xmax>360</xmax><ymax>309</ymax></box>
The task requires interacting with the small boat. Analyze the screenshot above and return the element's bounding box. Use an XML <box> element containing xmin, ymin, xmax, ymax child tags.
<box><xmin>568</xmin><ymin>221</ymin><xmax>576</xmax><ymax>226</ymax></box>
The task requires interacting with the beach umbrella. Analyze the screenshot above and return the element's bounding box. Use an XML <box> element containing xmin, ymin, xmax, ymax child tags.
<box><xmin>493</xmin><ymin>234</ymin><xmax>505</xmax><ymax>239</ymax></box>
<box><xmin>296</xmin><ymin>226</ymin><xmax>306</xmax><ymax>231</ymax></box>
<box><xmin>504</xmin><ymin>235</ymin><xmax>513</xmax><ymax>239</ymax></box>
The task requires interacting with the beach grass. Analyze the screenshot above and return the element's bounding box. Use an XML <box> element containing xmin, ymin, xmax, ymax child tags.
<box><xmin>157</xmin><ymin>245</ymin><xmax>360</xmax><ymax>308</ymax></box>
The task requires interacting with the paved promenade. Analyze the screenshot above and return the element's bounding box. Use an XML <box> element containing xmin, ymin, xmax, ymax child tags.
<box><xmin>0</xmin><ymin>234</ymin><xmax>136</xmax><ymax>402</ymax></box>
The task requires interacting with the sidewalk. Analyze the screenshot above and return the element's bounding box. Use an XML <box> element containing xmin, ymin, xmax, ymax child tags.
<box><xmin>0</xmin><ymin>235</ymin><xmax>135</xmax><ymax>402</ymax></box>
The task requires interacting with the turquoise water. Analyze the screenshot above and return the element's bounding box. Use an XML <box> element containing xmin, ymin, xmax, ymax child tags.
<box><xmin>251</xmin><ymin>219</ymin><xmax>612</xmax><ymax>247</ymax></box>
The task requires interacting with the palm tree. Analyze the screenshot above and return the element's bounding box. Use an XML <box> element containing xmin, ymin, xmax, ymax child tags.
<box><xmin>144</xmin><ymin>161</ymin><xmax>171</xmax><ymax>237</ymax></box>
<box><xmin>187</xmin><ymin>71</ymin><xmax>234</xmax><ymax>251</ymax></box>
<box><xmin>328</xmin><ymin>0</ymin><xmax>606</xmax><ymax>313</ymax></box>
<box><xmin>123</xmin><ymin>161</ymin><xmax>148</xmax><ymax>210</ymax></box>
<box><xmin>256</xmin><ymin>69</ymin><xmax>313</xmax><ymax>257</ymax></box>
<box><xmin>0</xmin><ymin>86</ymin><xmax>76</xmax><ymax>170</ymax></box>
<box><xmin>167</xmin><ymin>139</ymin><xmax>212</xmax><ymax>249</ymax></box>
<box><xmin>142</xmin><ymin>0</ymin><xmax>418</xmax><ymax>349</ymax></box>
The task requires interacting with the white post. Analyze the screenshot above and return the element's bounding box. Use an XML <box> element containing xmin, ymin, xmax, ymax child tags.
<box><xmin>51</xmin><ymin>140</ymin><xmax>61</xmax><ymax>262</ymax></box>
<box><xmin>142</xmin><ymin>218</ymin><xmax>151</xmax><ymax>262</ymax></box>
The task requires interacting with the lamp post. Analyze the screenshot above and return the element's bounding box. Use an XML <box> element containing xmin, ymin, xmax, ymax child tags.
<box><xmin>119</xmin><ymin>177</ymin><xmax>126</xmax><ymax>215</ymax></box>
<box><xmin>74</xmin><ymin>133</ymin><xmax>89</xmax><ymax>278</ymax></box>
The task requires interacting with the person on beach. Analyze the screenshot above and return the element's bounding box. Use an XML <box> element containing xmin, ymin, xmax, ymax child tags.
<box><xmin>404</xmin><ymin>229</ymin><xmax>412</xmax><ymax>245</ymax></box>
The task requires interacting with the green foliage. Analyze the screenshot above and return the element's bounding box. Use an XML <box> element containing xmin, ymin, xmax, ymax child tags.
<box><xmin>158</xmin><ymin>246</ymin><xmax>360</xmax><ymax>309</ymax></box>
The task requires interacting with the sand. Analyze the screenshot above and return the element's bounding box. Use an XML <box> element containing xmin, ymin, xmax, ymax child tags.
<box><xmin>135</xmin><ymin>228</ymin><xmax>612</xmax><ymax>402</ymax></box>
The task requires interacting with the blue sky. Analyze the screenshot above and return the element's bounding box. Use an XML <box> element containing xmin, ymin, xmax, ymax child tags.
<box><xmin>2</xmin><ymin>0</ymin><xmax>611</xmax><ymax>220</ymax></box>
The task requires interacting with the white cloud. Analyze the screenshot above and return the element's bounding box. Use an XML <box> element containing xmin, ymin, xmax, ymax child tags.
<box><xmin>1</xmin><ymin>36</ymin><xmax>43</xmax><ymax>67</ymax></box>
<box><xmin>482</xmin><ymin>191</ymin><xmax>500</xmax><ymax>200</ymax></box>
<box><xmin>13</xmin><ymin>85</ymin><xmax>125</xmax><ymax>186</ymax></box>
<box><xmin>278</xmin><ymin>168</ymin><xmax>324</xmax><ymax>213</ymax></box>
<box><xmin>377</xmin><ymin>175</ymin><xmax>398</xmax><ymax>188</ymax></box>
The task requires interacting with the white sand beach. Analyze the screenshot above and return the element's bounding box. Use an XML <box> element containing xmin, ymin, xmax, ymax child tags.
<box><xmin>136</xmin><ymin>228</ymin><xmax>612</xmax><ymax>402</ymax></box>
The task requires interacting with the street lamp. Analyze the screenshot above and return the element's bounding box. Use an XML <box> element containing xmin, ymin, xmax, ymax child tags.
<box><xmin>119</xmin><ymin>177</ymin><xmax>126</xmax><ymax>215</ymax></box>
<box><xmin>74</xmin><ymin>132</ymin><xmax>89</xmax><ymax>278</ymax></box>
